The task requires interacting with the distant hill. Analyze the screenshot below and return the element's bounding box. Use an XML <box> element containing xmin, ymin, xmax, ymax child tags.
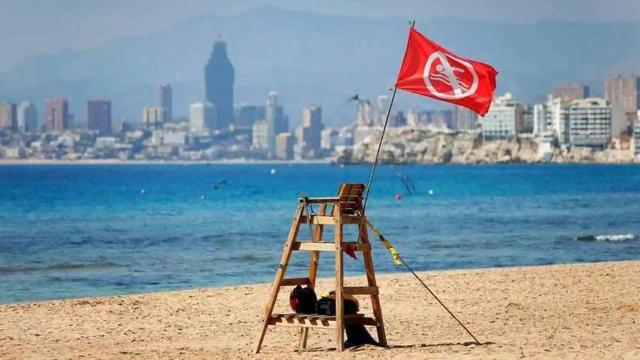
<box><xmin>0</xmin><ymin>6</ymin><xmax>638</xmax><ymax>127</ymax></box>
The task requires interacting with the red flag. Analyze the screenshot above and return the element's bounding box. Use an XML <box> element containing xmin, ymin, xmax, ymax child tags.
<box><xmin>395</xmin><ymin>28</ymin><xmax>498</xmax><ymax>116</ymax></box>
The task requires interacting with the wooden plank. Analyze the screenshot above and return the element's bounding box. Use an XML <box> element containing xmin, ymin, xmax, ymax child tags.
<box><xmin>294</xmin><ymin>242</ymin><xmax>337</xmax><ymax>252</ymax></box>
<box><xmin>358</xmin><ymin>218</ymin><xmax>388</xmax><ymax>347</ymax></box>
<box><xmin>334</xmin><ymin>202</ymin><xmax>345</xmax><ymax>351</ymax></box>
<box><xmin>255</xmin><ymin>203</ymin><xmax>304</xmax><ymax>354</ymax></box>
<box><xmin>293</xmin><ymin>241</ymin><xmax>370</xmax><ymax>252</ymax></box>
<box><xmin>343</xmin><ymin>286</ymin><xmax>379</xmax><ymax>295</ymax></box>
<box><xmin>300</xmin><ymin>215</ymin><xmax>363</xmax><ymax>225</ymax></box>
<box><xmin>280</xmin><ymin>277</ymin><xmax>310</xmax><ymax>286</ymax></box>
<box><xmin>268</xmin><ymin>314</ymin><xmax>376</xmax><ymax>329</ymax></box>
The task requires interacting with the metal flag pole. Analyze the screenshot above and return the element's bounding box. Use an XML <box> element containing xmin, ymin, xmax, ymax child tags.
<box><xmin>363</xmin><ymin>20</ymin><xmax>415</xmax><ymax>212</ymax></box>
<box><xmin>361</xmin><ymin>19</ymin><xmax>481</xmax><ymax>345</ymax></box>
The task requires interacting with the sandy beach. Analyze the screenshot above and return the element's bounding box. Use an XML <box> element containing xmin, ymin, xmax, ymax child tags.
<box><xmin>1</xmin><ymin>260</ymin><xmax>638</xmax><ymax>359</ymax></box>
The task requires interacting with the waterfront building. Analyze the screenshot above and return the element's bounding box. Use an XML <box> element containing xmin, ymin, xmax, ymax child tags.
<box><xmin>356</xmin><ymin>100</ymin><xmax>374</xmax><ymax>127</ymax></box>
<box><xmin>389</xmin><ymin>110</ymin><xmax>407</xmax><ymax>128</ymax></box>
<box><xmin>275</xmin><ymin>132</ymin><xmax>294</xmax><ymax>160</ymax></box>
<box><xmin>453</xmin><ymin>106</ymin><xmax>477</xmax><ymax>131</ymax></box>
<box><xmin>17</xmin><ymin>101</ymin><xmax>38</xmax><ymax>132</ymax></box>
<box><xmin>300</xmin><ymin>106</ymin><xmax>323</xmax><ymax>157</ymax></box>
<box><xmin>634</xmin><ymin>116</ymin><xmax>640</xmax><ymax>156</ymax></box>
<box><xmin>205</xmin><ymin>37</ymin><xmax>234</xmax><ymax>130</ymax></box>
<box><xmin>45</xmin><ymin>97</ymin><xmax>69</xmax><ymax>131</ymax></box>
<box><xmin>0</xmin><ymin>101</ymin><xmax>17</xmax><ymax>130</ymax></box>
<box><xmin>568</xmin><ymin>98</ymin><xmax>612</xmax><ymax>147</ymax></box>
<box><xmin>605</xmin><ymin>75</ymin><xmax>640</xmax><ymax>138</ymax></box>
<box><xmin>252</xmin><ymin>120</ymin><xmax>268</xmax><ymax>150</ymax></box>
<box><xmin>321</xmin><ymin>128</ymin><xmax>338</xmax><ymax>152</ymax></box>
<box><xmin>551</xmin><ymin>83</ymin><xmax>590</xmax><ymax>102</ymax></box>
<box><xmin>234</xmin><ymin>104</ymin><xmax>264</xmax><ymax>130</ymax></box>
<box><xmin>265</xmin><ymin>91</ymin><xmax>287</xmax><ymax>154</ymax></box>
<box><xmin>375</xmin><ymin>95</ymin><xmax>389</xmax><ymax>125</ymax></box>
<box><xmin>481</xmin><ymin>93</ymin><xmax>523</xmax><ymax>139</ymax></box>
<box><xmin>189</xmin><ymin>102</ymin><xmax>215</xmax><ymax>133</ymax></box>
<box><xmin>159</xmin><ymin>84</ymin><xmax>172</xmax><ymax>123</ymax></box>
<box><xmin>142</xmin><ymin>106</ymin><xmax>165</xmax><ymax>130</ymax></box>
<box><xmin>87</xmin><ymin>98</ymin><xmax>112</xmax><ymax>134</ymax></box>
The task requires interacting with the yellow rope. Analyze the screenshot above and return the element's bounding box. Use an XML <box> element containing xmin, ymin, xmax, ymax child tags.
<box><xmin>366</xmin><ymin>219</ymin><xmax>401</xmax><ymax>265</ymax></box>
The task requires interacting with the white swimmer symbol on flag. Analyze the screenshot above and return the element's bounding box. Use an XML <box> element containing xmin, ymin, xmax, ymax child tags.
<box><xmin>423</xmin><ymin>51</ymin><xmax>479</xmax><ymax>100</ymax></box>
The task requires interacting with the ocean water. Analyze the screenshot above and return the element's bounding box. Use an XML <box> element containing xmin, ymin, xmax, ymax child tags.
<box><xmin>1</xmin><ymin>163</ymin><xmax>639</xmax><ymax>304</ymax></box>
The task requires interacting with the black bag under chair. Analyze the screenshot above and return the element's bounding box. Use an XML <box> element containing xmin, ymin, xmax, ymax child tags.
<box><xmin>316</xmin><ymin>292</ymin><xmax>380</xmax><ymax>348</ymax></box>
<box><xmin>289</xmin><ymin>285</ymin><xmax>317</xmax><ymax>314</ymax></box>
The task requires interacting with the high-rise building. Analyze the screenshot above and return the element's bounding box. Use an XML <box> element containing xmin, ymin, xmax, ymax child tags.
<box><xmin>17</xmin><ymin>101</ymin><xmax>38</xmax><ymax>132</ymax></box>
<box><xmin>190</xmin><ymin>102</ymin><xmax>215</xmax><ymax>133</ymax></box>
<box><xmin>265</xmin><ymin>91</ymin><xmax>287</xmax><ymax>154</ymax></box>
<box><xmin>605</xmin><ymin>75</ymin><xmax>640</xmax><ymax>137</ymax></box>
<box><xmin>159</xmin><ymin>84</ymin><xmax>172</xmax><ymax>123</ymax></box>
<box><xmin>252</xmin><ymin>120</ymin><xmax>268</xmax><ymax>150</ymax></box>
<box><xmin>481</xmin><ymin>93</ymin><xmax>523</xmax><ymax>139</ymax></box>
<box><xmin>300</xmin><ymin>106</ymin><xmax>323</xmax><ymax>157</ymax></box>
<box><xmin>275</xmin><ymin>132</ymin><xmax>295</xmax><ymax>160</ymax></box>
<box><xmin>205</xmin><ymin>37</ymin><xmax>234</xmax><ymax>130</ymax></box>
<box><xmin>375</xmin><ymin>95</ymin><xmax>389</xmax><ymax>125</ymax></box>
<box><xmin>0</xmin><ymin>101</ymin><xmax>17</xmax><ymax>130</ymax></box>
<box><xmin>551</xmin><ymin>83</ymin><xmax>590</xmax><ymax>102</ymax></box>
<box><xmin>234</xmin><ymin>105</ymin><xmax>264</xmax><ymax>129</ymax></box>
<box><xmin>453</xmin><ymin>106</ymin><xmax>477</xmax><ymax>131</ymax></box>
<box><xmin>142</xmin><ymin>106</ymin><xmax>165</xmax><ymax>130</ymax></box>
<box><xmin>389</xmin><ymin>110</ymin><xmax>407</xmax><ymax>127</ymax></box>
<box><xmin>45</xmin><ymin>97</ymin><xmax>69</xmax><ymax>131</ymax></box>
<box><xmin>87</xmin><ymin>98</ymin><xmax>112</xmax><ymax>134</ymax></box>
<box><xmin>356</xmin><ymin>100</ymin><xmax>374</xmax><ymax>127</ymax></box>
<box><xmin>568</xmin><ymin>98</ymin><xmax>612</xmax><ymax>147</ymax></box>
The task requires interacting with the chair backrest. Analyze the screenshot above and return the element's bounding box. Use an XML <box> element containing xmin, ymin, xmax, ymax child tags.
<box><xmin>336</xmin><ymin>183</ymin><xmax>365</xmax><ymax>215</ymax></box>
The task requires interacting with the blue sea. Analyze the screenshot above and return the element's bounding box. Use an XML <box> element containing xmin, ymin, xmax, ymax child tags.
<box><xmin>1</xmin><ymin>163</ymin><xmax>639</xmax><ymax>304</ymax></box>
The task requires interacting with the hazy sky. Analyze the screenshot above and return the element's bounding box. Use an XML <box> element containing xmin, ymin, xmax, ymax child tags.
<box><xmin>1</xmin><ymin>0</ymin><xmax>639</xmax><ymax>71</ymax></box>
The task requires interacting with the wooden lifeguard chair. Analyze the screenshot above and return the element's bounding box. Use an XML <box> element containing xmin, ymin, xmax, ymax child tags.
<box><xmin>255</xmin><ymin>183</ymin><xmax>387</xmax><ymax>353</ymax></box>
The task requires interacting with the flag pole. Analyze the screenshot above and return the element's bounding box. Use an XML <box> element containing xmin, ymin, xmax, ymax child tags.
<box><xmin>363</xmin><ymin>20</ymin><xmax>415</xmax><ymax>212</ymax></box>
<box><xmin>361</xmin><ymin>19</ymin><xmax>482</xmax><ymax>346</ymax></box>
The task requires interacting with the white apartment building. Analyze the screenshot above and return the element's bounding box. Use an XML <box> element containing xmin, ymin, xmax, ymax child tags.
<box><xmin>481</xmin><ymin>93</ymin><xmax>523</xmax><ymax>139</ymax></box>
<box><xmin>189</xmin><ymin>102</ymin><xmax>215</xmax><ymax>133</ymax></box>
<box><xmin>252</xmin><ymin>120</ymin><xmax>268</xmax><ymax>150</ymax></box>
<box><xmin>568</xmin><ymin>98</ymin><xmax>612</xmax><ymax>147</ymax></box>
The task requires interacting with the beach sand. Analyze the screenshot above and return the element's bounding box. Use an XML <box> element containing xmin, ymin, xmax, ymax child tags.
<box><xmin>1</xmin><ymin>261</ymin><xmax>638</xmax><ymax>359</ymax></box>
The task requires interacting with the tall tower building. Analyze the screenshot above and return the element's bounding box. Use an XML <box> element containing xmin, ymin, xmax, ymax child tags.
<box><xmin>87</xmin><ymin>98</ymin><xmax>112</xmax><ymax>134</ymax></box>
<box><xmin>265</xmin><ymin>91</ymin><xmax>286</xmax><ymax>154</ymax></box>
<box><xmin>45</xmin><ymin>97</ymin><xmax>69</xmax><ymax>131</ymax></box>
<box><xmin>301</xmin><ymin>106</ymin><xmax>323</xmax><ymax>157</ymax></box>
<box><xmin>0</xmin><ymin>101</ymin><xmax>17</xmax><ymax>130</ymax></box>
<box><xmin>159</xmin><ymin>84</ymin><xmax>172</xmax><ymax>123</ymax></box>
<box><xmin>205</xmin><ymin>37</ymin><xmax>234</xmax><ymax>130</ymax></box>
<box><xmin>605</xmin><ymin>75</ymin><xmax>640</xmax><ymax>137</ymax></box>
<box><xmin>17</xmin><ymin>101</ymin><xmax>38</xmax><ymax>132</ymax></box>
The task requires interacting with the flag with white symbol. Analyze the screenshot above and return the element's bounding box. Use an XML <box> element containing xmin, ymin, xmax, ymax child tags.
<box><xmin>395</xmin><ymin>28</ymin><xmax>498</xmax><ymax>116</ymax></box>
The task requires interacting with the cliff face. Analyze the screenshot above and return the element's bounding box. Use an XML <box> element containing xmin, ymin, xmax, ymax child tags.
<box><xmin>337</xmin><ymin>128</ymin><xmax>637</xmax><ymax>164</ymax></box>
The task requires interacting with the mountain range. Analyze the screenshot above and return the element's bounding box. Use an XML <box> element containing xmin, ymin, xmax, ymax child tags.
<box><xmin>0</xmin><ymin>6</ymin><xmax>638</xmax><ymax>127</ymax></box>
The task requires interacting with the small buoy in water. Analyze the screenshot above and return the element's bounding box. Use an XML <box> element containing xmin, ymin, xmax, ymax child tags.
<box><xmin>339</xmin><ymin>164</ymin><xmax>345</xmax><ymax>169</ymax></box>
<box><xmin>139</xmin><ymin>189</ymin><xmax>145</xmax><ymax>195</ymax></box>
<box><xmin>200</xmin><ymin>195</ymin><xmax>206</xmax><ymax>200</ymax></box>
<box><xmin>270</xmin><ymin>168</ymin><xmax>277</xmax><ymax>175</ymax></box>
<box><xmin>428</xmin><ymin>189</ymin><xmax>434</xmax><ymax>195</ymax></box>
<box><xmin>395</xmin><ymin>193</ymin><xmax>402</xmax><ymax>200</ymax></box>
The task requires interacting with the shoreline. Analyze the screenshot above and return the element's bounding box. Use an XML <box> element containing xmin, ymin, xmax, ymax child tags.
<box><xmin>0</xmin><ymin>259</ymin><xmax>634</xmax><ymax>306</ymax></box>
<box><xmin>2</xmin><ymin>260</ymin><xmax>638</xmax><ymax>359</ymax></box>
<box><xmin>0</xmin><ymin>159</ymin><xmax>333</xmax><ymax>166</ymax></box>
<box><xmin>0</xmin><ymin>158</ymin><xmax>639</xmax><ymax>166</ymax></box>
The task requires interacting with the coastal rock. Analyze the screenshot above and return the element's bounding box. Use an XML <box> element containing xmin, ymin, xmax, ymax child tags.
<box><xmin>338</xmin><ymin>127</ymin><xmax>637</xmax><ymax>164</ymax></box>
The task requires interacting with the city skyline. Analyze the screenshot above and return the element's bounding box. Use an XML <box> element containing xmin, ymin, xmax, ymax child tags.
<box><xmin>0</xmin><ymin>6</ymin><xmax>638</xmax><ymax>127</ymax></box>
